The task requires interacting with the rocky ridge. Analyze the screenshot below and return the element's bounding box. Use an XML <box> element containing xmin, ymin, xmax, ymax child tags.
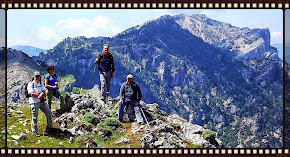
<box><xmin>53</xmin><ymin>93</ymin><xmax>223</xmax><ymax>148</ymax></box>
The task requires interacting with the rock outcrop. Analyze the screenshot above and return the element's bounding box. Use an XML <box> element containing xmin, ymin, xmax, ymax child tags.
<box><xmin>53</xmin><ymin>93</ymin><xmax>223</xmax><ymax>148</ymax></box>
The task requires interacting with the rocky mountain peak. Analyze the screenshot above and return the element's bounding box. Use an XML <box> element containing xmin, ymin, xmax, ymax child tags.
<box><xmin>172</xmin><ymin>14</ymin><xmax>279</xmax><ymax>60</ymax></box>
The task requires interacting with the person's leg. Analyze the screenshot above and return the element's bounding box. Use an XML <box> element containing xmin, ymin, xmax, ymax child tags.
<box><xmin>30</xmin><ymin>103</ymin><xmax>40</xmax><ymax>134</ymax></box>
<box><xmin>118</xmin><ymin>101</ymin><xmax>128</xmax><ymax>120</ymax></box>
<box><xmin>134</xmin><ymin>103</ymin><xmax>144</xmax><ymax>123</ymax></box>
<box><xmin>105</xmin><ymin>71</ymin><xmax>112</xmax><ymax>99</ymax></box>
<box><xmin>40</xmin><ymin>102</ymin><xmax>53</xmax><ymax>129</ymax></box>
<box><xmin>46</xmin><ymin>90</ymin><xmax>53</xmax><ymax>109</ymax></box>
<box><xmin>99</xmin><ymin>73</ymin><xmax>106</xmax><ymax>100</ymax></box>
<box><xmin>55</xmin><ymin>90</ymin><xmax>65</xmax><ymax>112</ymax></box>
<box><xmin>127</xmin><ymin>101</ymin><xmax>136</xmax><ymax>122</ymax></box>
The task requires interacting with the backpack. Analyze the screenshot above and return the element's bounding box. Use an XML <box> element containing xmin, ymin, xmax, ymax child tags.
<box><xmin>24</xmin><ymin>82</ymin><xmax>32</xmax><ymax>98</ymax></box>
<box><xmin>24</xmin><ymin>76</ymin><xmax>42</xmax><ymax>98</ymax></box>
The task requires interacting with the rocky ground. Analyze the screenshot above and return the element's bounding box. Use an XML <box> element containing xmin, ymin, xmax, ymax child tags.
<box><xmin>7</xmin><ymin>92</ymin><xmax>223</xmax><ymax>148</ymax></box>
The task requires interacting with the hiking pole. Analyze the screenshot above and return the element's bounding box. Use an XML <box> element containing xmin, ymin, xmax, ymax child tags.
<box><xmin>111</xmin><ymin>100</ymin><xmax>122</xmax><ymax>111</ymax></box>
<box><xmin>42</xmin><ymin>100</ymin><xmax>45</xmax><ymax>136</ymax></box>
<box><xmin>89</xmin><ymin>64</ymin><xmax>97</xmax><ymax>89</ymax></box>
<box><xmin>139</xmin><ymin>105</ymin><xmax>150</xmax><ymax>129</ymax></box>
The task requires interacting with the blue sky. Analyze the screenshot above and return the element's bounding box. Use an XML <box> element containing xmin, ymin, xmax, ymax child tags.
<box><xmin>0</xmin><ymin>10</ymin><xmax>4</xmax><ymax>47</ymax></box>
<box><xmin>7</xmin><ymin>9</ymin><xmax>283</xmax><ymax>50</ymax></box>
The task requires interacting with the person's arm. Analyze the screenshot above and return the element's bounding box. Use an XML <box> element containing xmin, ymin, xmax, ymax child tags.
<box><xmin>38</xmin><ymin>82</ymin><xmax>46</xmax><ymax>99</ymax></box>
<box><xmin>136</xmin><ymin>83</ymin><xmax>142</xmax><ymax>104</ymax></box>
<box><xmin>95</xmin><ymin>55</ymin><xmax>101</xmax><ymax>71</ymax></box>
<box><xmin>55</xmin><ymin>74</ymin><xmax>58</xmax><ymax>88</ymax></box>
<box><xmin>27</xmin><ymin>82</ymin><xmax>40</xmax><ymax>98</ymax></box>
<box><xmin>111</xmin><ymin>55</ymin><xmax>115</xmax><ymax>75</ymax></box>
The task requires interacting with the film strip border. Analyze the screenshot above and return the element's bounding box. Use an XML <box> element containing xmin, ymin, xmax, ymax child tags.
<box><xmin>0</xmin><ymin>0</ymin><xmax>288</xmax><ymax>156</ymax></box>
<box><xmin>0</xmin><ymin>2</ymin><xmax>287</xmax><ymax>9</ymax></box>
<box><xmin>0</xmin><ymin>148</ymin><xmax>289</xmax><ymax>155</ymax></box>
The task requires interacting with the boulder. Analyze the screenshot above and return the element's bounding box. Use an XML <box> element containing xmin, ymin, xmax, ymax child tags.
<box><xmin>20</xmin><ymin>133</ymin><xmax>28</xmax><ymax>140</ymax></box>
<box><xmin>140</xmin><ymin>132</ymin><xmax>158</xmax><ymax>148</ymax></box>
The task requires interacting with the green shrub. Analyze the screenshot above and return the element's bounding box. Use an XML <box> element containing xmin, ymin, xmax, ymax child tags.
<box><xmin>170</xmin><ymin>123</ymin><xmax>181</xmax><ymax>130</ymax></box>
<box><xmin>192</xmin><ymin>144</ymin><xmax>203</xmax><ymax>148</ymax></box>
<box><xmin>170</xmin><ymin>140</ymin><xmax>177</xmax><ymax>145</ymax></box>
<box><xmin>155</xmin><ymin>114</ymin><xmax>166</xmax><ymax>121</ymax></box>
<box><xmin>80</xmin><ymin>109</ymin><xmax>86</xmax><ymax>115</ymax></box>
<box><xmin>173</xmin><ymin>135</ymin><xmax>179</xmax><ymax>140</ymax></box>
<box><xmin>101</xmin><ymin>110</ymin><xmax>110</xmax><ymax>115</ymax></box>
<box><xmin>72</xmin><ymin>87</ymin><xmax>80</xmax><ymax>94</ymax></box>
<box><xmin>111</xmin><ymin>110</ymin><xmax>118</xmax><ymax>118</ymax></box>
<box><xmin>75</xmin><ymin>135</ymin><xmax>89</xmax><ymax>145</ymax></box>
<box><xmin>152</xmin><ymin>103</ymin><xmax>159</xmax><ymax>108</ymax></box>
<box><xmin>84</xmin><ymin>112</ymin><xmax>100</xmax><ymax>126</ymax></box>
<box><xmin>99</xmin><ymin>125</ymin><xmax>113</xmax><ymax>137</ymax></box>
<box><xmin>105</xmin><ymin>118</ymin><xmax>121</xmax><ymax>127</ymax></box>
<box><xmin>202</xmin><ymin>129</ymin><xmax>216</xmax><ymax>142</ymax></box>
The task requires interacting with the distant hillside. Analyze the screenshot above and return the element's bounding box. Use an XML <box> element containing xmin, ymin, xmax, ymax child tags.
<box><xmin>11</xmin><ymin>45</ymin><xmax>47</xmax><ymax>57</ymax></box>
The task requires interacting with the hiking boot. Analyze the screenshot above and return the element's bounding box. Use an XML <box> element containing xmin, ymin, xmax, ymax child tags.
<box><xmin>55</xmin><ymin>109</ymin><xmax>65</xmax><ymax>117</ymax></box>
<box><xmin>137</xmin><ymin>121</ymin><xmax>145</xmax><ymax>125</ymax></box>
<box><xmin>32</xmin><ymin>132</ymin><xmax>40</xmax><ymax>137</ymax></box>
<box><xmin>45</xmin><ymin>127</ymin><xmax>54</xmax><ymax>133</ymax></box>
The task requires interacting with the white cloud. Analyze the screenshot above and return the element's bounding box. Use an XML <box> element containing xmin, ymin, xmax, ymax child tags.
<box><xmin>37</xmin><ymin>25</ymin><xmax>60</xmax><ymax>41</ymax></box>
<box><xmin>271</xmin><ymin>31</ymin><xmax>283</xmax><ymax>44</ymax></box>
<box><xmin>37</xmin><ymin>16</ymin><xmax>121</xmax><ymax>43</ymax></box>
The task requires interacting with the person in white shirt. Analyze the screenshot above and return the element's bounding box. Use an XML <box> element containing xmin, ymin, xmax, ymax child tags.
<box><xmin>27</xmin><ymin>71</ymin><xmax>53</xmax><ymax>136</ymax></box>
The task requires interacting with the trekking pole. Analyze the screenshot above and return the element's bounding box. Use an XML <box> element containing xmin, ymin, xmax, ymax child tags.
<box><xmin>89</xmin><ymin>64</ymin><xmax>97</xmax><ymax>89</ymax></box>
<box><xmin>42</xmin><ymin>100</ymin><xmax>45</xmax><ymax>136</ymax></box>
<box><xmin>112</xmin><ymin>100</ymin><xmax>122</xmax><ymax>112</ymax></box>
<box><xmin>140</xmin><ymin>106</ymin><xmax>150</xmax><ymax>129</ymax></box>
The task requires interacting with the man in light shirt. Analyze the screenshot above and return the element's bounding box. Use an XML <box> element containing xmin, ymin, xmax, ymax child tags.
<box><xmin>27</xmin><ymin>71</ymin><xmax>53</xmax><ymax>136</ymax></box>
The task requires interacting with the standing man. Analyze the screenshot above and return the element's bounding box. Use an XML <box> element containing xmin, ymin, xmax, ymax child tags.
<box><xmin>27</xmin><ymin>71</ymin><xmax>53</xmax><ymax>136</ymax></box>
<box><xmin>118</xmin><ymin>74</ymin><xmax>144</xmax><ymax>124</ymax></box>
<box><xmin>95</xmin><ymin>44</ymin><xmax>115</xmax><ymax>102</ymax></box>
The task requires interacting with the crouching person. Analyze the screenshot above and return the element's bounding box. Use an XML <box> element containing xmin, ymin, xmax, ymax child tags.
<box><xmin>28</xmin><ymin>71</ymin><xmax>53</xmax><ymax>136</ymax></box>
<box><xmin>118</xmin><ymin>74</ymin><xmax>144</xmax><ymax>124</ymax></box>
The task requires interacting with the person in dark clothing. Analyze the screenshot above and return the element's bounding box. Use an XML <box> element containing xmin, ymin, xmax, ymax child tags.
<box><xmin>118</xmin><ymin>74</ymin><xmax>144</xmax><ymax>124</ymax></box>
<box><xmin>95</xmin><ymin>44</ymin><xmax>115</xmax><ymax>102</ymax></box>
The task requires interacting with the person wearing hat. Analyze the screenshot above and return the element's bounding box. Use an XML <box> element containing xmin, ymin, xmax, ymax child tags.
<box><xmin>118</xmin><ymin>74</ymin><xmax>144</xmax><ymax>124</ymax></box>
<box><xmin>44</xmin><ymin>65</ymin><xmax>65</xmax><ymax>113</ymax></box>
<box><xmin>94</xmin><ymin>44</ymin><xmax>115</xmax><ymax>102</ymax></box>
<box><xmin>27</xmin><ymin>71</ymin><xmax>53</xmax><ymax>136</ymax></box>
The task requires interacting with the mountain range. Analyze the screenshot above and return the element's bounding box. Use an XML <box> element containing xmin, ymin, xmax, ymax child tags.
<box><xmin>7</xmin><ymin>14</ymin><xmax>282</xmax><ymax>148</ymax></box>
<box><xmin>11</xmin><ymin>45</ymin><xmax>46</xmax><ymax>57</ymax></box>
